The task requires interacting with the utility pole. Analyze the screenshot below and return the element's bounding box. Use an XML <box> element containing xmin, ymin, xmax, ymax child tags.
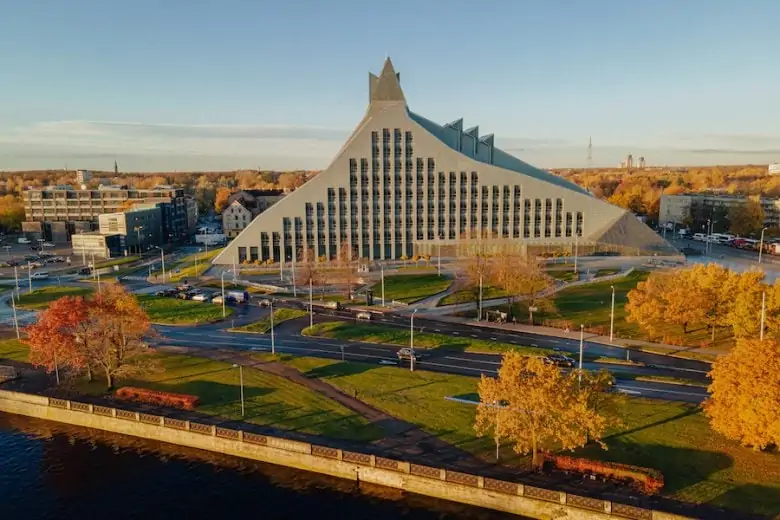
<box><xmin>270</xmin><ymin>299</ymin><xmax>275</xmax><ymax>355</ymax></box>
<box><xmin>292</xmin><ymin>259</ymin><xmax>297</xmax><ymax>297</ymax></box>
<box><xmin>27</xmin><ymin>262</ymin><xmax>32</xmax><ymax>293</ymax></box>
<box><xmin>759</xmin><ymin>226</ymin><xmax>767</xmax><ymax>264</ymax></box>
<box><xmin>309</xmin><ymin>277</ymin><xmax>314</xmax><ymax>329</ymax></box>
<box><xmin>11</xmin><ymin>292</ymin><xmax>20</xmax><ymax>340</ymax></box>
<box><xmin>610</xmin><ymin>285</ymin><xmax>616</xmax><ymax>343</ymax></box>
<box><xmin>478</xmin><ymin>272</ymin><xmax>483</xmax><ymax>321</ymax></box>
<box><xmin>233</xmin><ymin>364</ymin><xmax>245</xmax><ymax>417</ymax></box>
<box><xmin>437</xmin><ymin>236</ymin><xmax>442</xmax><ymax>276</ymax></box>
<box><xmin>578</xmin><ymin>324</ymin><xmax>584</xmax><ymax>388</ymax></box>
<box><xmin>14</xmin><ymin>266</ymin><xmax>19</xmax><ymax>296</ymax></box>
<box><xmin>410</xmin><ymin>309</ymin><xmax>418</xmax><ymax>372</ymax></box>
<box><xmin>574</xmin><ymin>233</ymin><xmax>579</xmax><ymax>274</ymax></box>
<box><xmin>220</xmin><ymin>269</ymin><xmax>232</xmax><ymax>318</ymax></box>
<box><xmin>760</xmin><ymin>290</ymin><xmax>766</xmax><ymax>341</ymax></box>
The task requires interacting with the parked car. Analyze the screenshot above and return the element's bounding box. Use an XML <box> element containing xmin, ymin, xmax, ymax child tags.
<box><xmin>396</xmin><ymin>348</ymin><xmax>424</xmax><ymax>361</ymax></box>
<box><xmin>544</xmin><ymin>354</ymin><xmax>576</xmax><ymax>368</ymax></box>
<box><xmin>356</xmin><ymin>311</ymin><xmax>372</xmax><ymax>321</ymax></box>
<box><xmin>191</xmin><ymin>292</ymin><xmax>213</xmax><ymax>302</ymax></box>
<box><xmin>30</xmin><ymin>271</ymin><xmax>49</xmax><ymax>280</ymax></box>
<box><xmin>23</xmin><ymin>255</ymin><xmax>38</xmax><ymax>262</ymax></box>
<box><xmin>41</xmin><ymin>242</ymin><xmax>55</xmax><ymax>248</ymax></box>
<box><xmin>37</xmin><ymin>251</ymin><xmax>54</xmax><ymax>257</ymax></box>
<box><xmin>17</xmin><ymin>237</ymin><xmax>30</xmax><ymax>244</ymax></box>
<box><xmin>212</xmin><ymin>295</ymin><xmax>236</xmax><ymax>305</ymax></box>
<box><xmin>78</xmin><ymin>267</ymin><xmax>92</xmax><ymax>275</ymax></box>
<box><xmin>692</xmin><ymin>233</ymin><xmax>706</xmax><ymax>242</ymax></box>
<box><xmin>155</xmin><ymin>288</ymin><xmax>177</xmax><ymax>297</ymax></box>
<box><xmin>258</xmin><ymin>298</ymin><xmax>272</xmax><ymax>307</ymax></box>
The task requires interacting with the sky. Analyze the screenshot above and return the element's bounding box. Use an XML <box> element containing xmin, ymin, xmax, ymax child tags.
<box><xmin>1</xmin><ymin>0</ymin><xmax>780</xmax><ymax>172</ymax></box>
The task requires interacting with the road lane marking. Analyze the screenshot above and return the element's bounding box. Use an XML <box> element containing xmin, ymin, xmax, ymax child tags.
<box><xmin>444</xmin><ymin>356</ymin><xmax>501</xmax><ymax>365</ymax></box>
<box><xmin>623</xmin><ymin>385</ymin><xmax>706</xmax><ymax>397</ymax></box>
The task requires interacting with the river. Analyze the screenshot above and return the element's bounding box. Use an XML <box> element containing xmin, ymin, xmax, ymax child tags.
<box><xmin>0</xmin><ymin>413</ymin><xmax>518</xmax><ymax>519</ymax></box>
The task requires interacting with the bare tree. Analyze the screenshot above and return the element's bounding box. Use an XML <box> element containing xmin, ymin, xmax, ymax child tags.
<box><xmin>490</xmin><ymin>252</ymin><xmax>553</xmax><ymax>324</ymax></box>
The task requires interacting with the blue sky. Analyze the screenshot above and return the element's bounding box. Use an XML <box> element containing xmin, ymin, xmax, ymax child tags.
<box><xmin>1</xmin><ymin>0</ymin><xmax>779</xmax><ymax>171</ymax></box>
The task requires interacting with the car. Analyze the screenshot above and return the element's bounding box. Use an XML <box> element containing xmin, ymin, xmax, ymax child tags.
<box><xmin>23</xmin><ymin>255</ymin><xmax>38</xmax><ymax>262</ymax></box>
<box><xmin>17</xmin><ymin>237</ymin><xmax>30</xmax><ymax>244</ymax></box>
<box><xmin>30</xmin><ymin>271</ymin><xmax>49</xmax><ymax>280</ymax></box>
<box><xmin>78</xmin><ymin>267</ymin><xmax>92</xmax><ymax>275</ymax></box>
<box><xmin>41</xmin><ymin>242</ymin><xmax>55</xmax><ymax>248</ymax></box>
<box><xmin>6</xmin><ymin>260</ymin><xmax>18</xmax><ymax>267</ymax></box>
<box><xmin>258</xmin><ymin>298</ymin><xmax>272</xmax><ymax>307</ymax></box>
<box><xmin>544</xmin><ymin>354</ymin><xmax>576</xmax><ymax>368</ymax></box>
<box><xmin>211</xmin><ymin>295</ymin><xmax>236</xmax><ymax>305</ymax></box>
<box><xmin>155</xmin><ymin>288</ymin><xmax>177</xmax><ymax>297</ymax></box>
<box><xmin>191</xmin><ymin>292</ymin><xmax>213</xmax><ymax>302</ymax></box>
<box><xmin>356</xmin><ymin>311</ymin><xmax>372</xmax><ymax>321</ymax></box>
<box><xmin>37</xmin><ymin>251</ymin><xmax>54</xmax><ymax>257</ymax></box>
<box><xmin>396</xmin><ymin>347</ymin><xmax>424</xmax><ymax>361</ymax></box>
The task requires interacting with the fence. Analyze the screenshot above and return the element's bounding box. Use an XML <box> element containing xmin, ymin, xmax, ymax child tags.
<box><xmin>0</xmin><ymin>390</ymin><xmax>682</xmax><ymax>520</ymax></box>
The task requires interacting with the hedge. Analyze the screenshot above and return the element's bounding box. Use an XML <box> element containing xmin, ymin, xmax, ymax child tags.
<box><xmin>546</xmin><ymin>454</ymin><xmax>664</xmax><ymax>495</ymax></box>
<box><xmin>115</xmin><ymin>387</ymin><xmax>200</xmax><ymax>411</ymax></box>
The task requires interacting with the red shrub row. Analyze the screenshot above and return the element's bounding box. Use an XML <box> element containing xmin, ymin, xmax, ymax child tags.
<box><xmin>115</xmin><ymin>387</ymin><xmax>200</xmax><ymax>411</ymax></box>
<box><xmin>546</xmin><ymin>454</ymin><xmax>664</xmax><ymax>495</ymax></box>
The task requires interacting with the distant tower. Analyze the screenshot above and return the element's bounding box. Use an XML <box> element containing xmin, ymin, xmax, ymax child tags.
<box><xmin>626</xmin><ymin>153</ymin><xmax>633</xmax><ymax>170</ymax></box>
<box><xmin>587</xmin><ymin>137</ymin><xmax>592</xmax><ymax>167</ymax></box>
<box><xmin>114</xmin><ymin>160</ymin><xmax>119</xmax><ymax>175</ymax></box>
<box><xmin>638</xmin><ymin>156</ymin><xmax>646</xmax><ymax>168</ymax></box>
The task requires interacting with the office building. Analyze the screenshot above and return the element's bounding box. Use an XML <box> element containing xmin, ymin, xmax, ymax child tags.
<box><xmin>71</xmin><ymin>232</ymin><xmax>124</xmax><ymax>260</ymax></box>
<box><xmin>98</xmin><ymin>206</ymin><xmax>163</xmax><ymax>254</ymax></box>
<box><xmin>660</xmin><ymin>193</ymin><xmax>780</xmax><ymax>230</ymax></box>
<box><xmin>214</xmin><ymin>59</ymin><xmax>671</xmax><ymax>265</ymax></box>
<box><xmin>222</xmin><ymin>189</ymin><xmax>285</xmax><ymax>238</ymax></box>
<box><xmin>23</xmin><ymin>185</ymin><xmax>188</xmax><ymax>243</ymax></box>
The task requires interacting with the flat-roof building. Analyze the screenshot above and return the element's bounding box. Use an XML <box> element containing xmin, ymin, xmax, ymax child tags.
<box><xmin>214</xmin><ymin>59</ymin><xmax>672</xmax><ymax>265</ymax></box>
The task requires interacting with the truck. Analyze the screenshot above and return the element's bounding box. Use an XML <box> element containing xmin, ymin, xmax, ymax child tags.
<box><xmin>310</xmin><ymin>300</ymin><xmax>342</xmax><ymax>311</ymax></box>
<box><xmin>226</xmin><ymin>290</ymin><xmax>250</xmax><ymax>303</ymax></box>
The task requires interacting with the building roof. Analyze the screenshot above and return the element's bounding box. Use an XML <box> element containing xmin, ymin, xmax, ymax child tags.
<box><xmin>238</xmin><ymin>189</ymin><xmax>285</xmax><ymax>197</ymax></box>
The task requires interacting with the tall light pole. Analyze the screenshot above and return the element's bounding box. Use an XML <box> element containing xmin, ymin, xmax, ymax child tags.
<box><xmin>437</xmin><ymin>235</ymin><xmax>443</xmax><ymax>276</ymax></box>
<box><xmin>232</xmin><ymin>363</ymin><xmax>245</xmax><ymax>417</ymax></box>
<box><xmin>478</xmin><ymin>272</ymin><xmax>483</xmax><ymax>321</ymax></box>
<box><xmin>760</xmin><ymin>290</ymin><xmax>766</xmax><ymax>341</ymax></box>
<box><xmin>27</xmin><ymin>261</ymin><xmax>32</xmax><ymax>293</ymax></box>
<box><xmin>291</xmin><ymin>258</ymin><xmax>297</xmax><ymax>297</ymax></box>
<box><xmin>609</xmin><ymin>285</ymin><xmax>616</xmax><ymax>343</ymax></box>
<box><xmin>309</xmin><ymin>277</ymin><xmax>314</xmax><ymax>329</ymax></box>
<box><xmin>578</xmin><ymin>324</ymin><xmax>585</xmax><ymax>387</ymax></box>
<box><xmin>154</xmin><ymin>246</ymin><xmax>166</xmax><ymax>283</ymax></box>
<box><xmin>270</xmin><ymin>299</ymin><xmax>276</xmax><ymax>355</ymax></box>
<box><xmin>574</xmin><ymin>233</ymin><xmax>579</xmax><ymax>274</ymax></box>
<box><xmin>14</xmin><ymin>265</ymin><xmax>19</xmax><ymax>296</ymax></box>
<box><xmin>381</xmin><ymin>264</ymin><xmax>386</xmax><ymax>307</ymax></box>
<box><xmin>11</xmin><ymin>292</ymin><xmax>20</xmax><ymax>340</ymax></box>
<box><xmin>759</xmin><ymin>226</ymin><xmax>768</xmax><ymax>264</ymax></box>
<box><xmin>410</xmin><ymin>309</ymin><xmax>418</xmax><ymax>372</ymax></box>
<box><xmin>220</xmin><ymin>269</ymin><xmax>232</xmax><ymax>318</ymax></box>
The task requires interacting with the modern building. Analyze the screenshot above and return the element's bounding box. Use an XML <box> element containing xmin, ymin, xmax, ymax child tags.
<box><xmin>71</xmin><ymin>232</ymin><xmax>124</xmax><ymax>260</ymax></box>
<box><xmin>660</xmin><ymin>193</ymin><xmax>780</xmax><ymax>231</ymax></box>
<box><xmin>185</xmin><ymin>195</ymin><xmax>199</xmax><ymax>236</ymax></box>
<box><xmin>76</xmin><ymin>169</ymin><xmax>92</xmax><ymax>184</ymax></box>
<box><xmin>23</xmin><ymin>185</ymin><xmax>188</xmax><ymax>243</ymax></box>
<box><xmin>222</xmin><ymin>189</ymin><xmax>284</xmax><ymax>238</ymax></box>
<box><xmin>214</xmin><ymin>59</ymin><xmax>672</xmax><ymax>265</ymax></box>
<box><xmin>98</xmin><ymin>206</ymin><xmax>163</xmax><ymax>254</ymax></box>
<box><xmin>769</xmin><ymin>163</ymin><xmax>780</xmax><ymax>175</ymax></box>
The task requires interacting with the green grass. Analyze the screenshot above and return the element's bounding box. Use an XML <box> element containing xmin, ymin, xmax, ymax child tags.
<box><xmin>137</xmin><ymin>295</ymin><xmax>232</xmax><ymax>324</ymax></box>
<box><xmin>302</xmin><ymin>321</ymin><xmax>553</xmax><ymax>356</ymax></box>
<box><xmin>437</xmin><ymin>286</ymin><xmax>508</xmax><ymax>306</ymax></box>
<box><xmin>168</xmin><ymin>248</ymin><xmax>224</xmax><ymax>282</ymax></box>
<box><xmin>595</xmin><ymin>268</ymin><xmax>621</xmax><ymax>277</ymax></box>
<box><xmin>593</xmin><ymin>356</ymin><xmax>645</xmax><ymax>367</ymax></box>
<box><xmin>634</xmin><ymin>375</ymin><xmax>709</xmax><ymax>388</ymax></box>
<box><xmin>94</xmin><ymin>255</ymin><xmax>140</xmax><ymax>269</ymax></box>
<box><xmin>0</xmin><ymin>338</ymin><xmax>29</xmax><ymax>362</ymax></box>
<box><xmin>232</xmin><ymin>308</ymin><xmax>307</xmax><ymax>333</ymax></box>
<box><xmin>16</xmin><ymin>286</ymin><xmax>93</xmax><ymax>310</ymax></box>
<box><xmin>249</xmin><ymin>355</ymin><xmax>780</xmax><ymax>516</ymax></box>
<box><xmin>546</xmin><ymin>269</ymin><xmax>579</xmax><ymax>282</ymax></box>
<box><xmin>370</xmin><ymin>273</ymin><xmax>452</xmax><ymax>303</ymax></box>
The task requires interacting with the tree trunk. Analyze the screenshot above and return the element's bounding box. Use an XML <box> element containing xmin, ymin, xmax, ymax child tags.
<box><xmin>495</xmin><ymin>437</ymin><xmax>500</xmax><ymax>460</ymax></box>
<box><xmin>529</xmin><ymin>307</ymin><xmax>534</xmax><ymax>325</ymax></box>
<box><xmin>531</xmin><ymin>435</ymin><xmax>541</xmax><ymax>469</ymax></box>
<box><xmin>105</xmin><ymin>370</ymin><xmax>113</xmax><ymax>390</ymax></box>
<box><xmin>87</xmin><ymin>365</ymin><xmax>93</xmax><ymax>383</ymax></box>
<box><xmin>682</xmin><ymin>321</ymin><xmax>688</xmax><ymax>334</ymax></box>
<box><xmin>711</xmin><ymin>324</ymin><xmax>716</xmax><ymax>342</ymax></box>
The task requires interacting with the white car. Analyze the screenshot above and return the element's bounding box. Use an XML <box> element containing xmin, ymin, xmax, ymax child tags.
<box><xmin>356</xmin><ymin>311</ymin><xmax>372</xmax><ymax>321</ymax></box>
<box><xmin>41</xmin><ymin>242</ymin><xmax>56</xmax><ymax>248</ymax></box>
<box><xmin>30</xmin><ymin>271</ymin><xmax>49</xmax><ymax>280</ymax></box>
<box><xmin>17</xmin><ymin>237</ymin><xmax>30</xmax><ymax>244</ymax></box>
<box><xmin>191</xmin><ymin>292</ymin><xmax>212</xmax><ymax>302</ymax></box>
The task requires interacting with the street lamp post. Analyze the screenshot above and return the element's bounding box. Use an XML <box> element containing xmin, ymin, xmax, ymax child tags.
<box><xmin>574</xmin><ymin>233</ymin><xmax>579</xmax><ymax>274</ymax></box>
<box><xmin>381</xmin><ymin>264</ymin><xmax>386</xmax><ymax>308</ymax></box>
<box><xmin>14</xmin><ymin>265</ymin><xmax>19</xmax><ymax>296</ymax></box>
<box><xmin>478</xmin><ymin>272</ymin><xmax>483</xmax><ymax>321</ymax></box>
<box><xmin>11</xmin><ymin>292</ymin><xmax>20</xmax><ymax>340</ymax></box>
<box><xmin>270</xmin><ymin>299</ymin><xmax>275</xmax><ymax>355</ymax></box>
<box><xmin>154</xmin><ymin>246</ymin><xmax>166</xmax><ymax>283</ymax></box>
<box><xmin>309</xmin><ymin>277</ymin><xmax>314</xmax><ymax>329</ymax></box>
<box><xmin>220</xmin><ymin>269</ymin><xmax>232</xmax><ymax>318</ymax></box>
<box><xmin>232</xmin><ymin>364</ymin><xmax>245</xmax><ymax>417</ymax></box>
<box><xmin>410</xmin><ymin>309</ymin><xmax>418</xmax><ymax>372</ymax></box>
<box><xmin>609</xmin><ymin>285</ymin><xmax>616</xmax><ymax>343</ymax></box>
<box><xmin>437</xmin><ymin>236</ymin><xmax>442</xmax><ymax>276</ymax></box>
<box><xmin>27</xmin><ymin>261</ymin><xmax>32</xmax><ymax>293</ymax></box>
<box><xmin>759</xmin><ymin>226</ymin><xmax>768</xmax><ymax>264</ymax></box>
<box><xmin>578</xmin><ymin>324</ymin><xmax>585</xmax><ymax>387</ymax></box>
<box><xmin>291</xmin><ymin>258</ymin><xmax>297</xmax><ymax>297</ymax></box>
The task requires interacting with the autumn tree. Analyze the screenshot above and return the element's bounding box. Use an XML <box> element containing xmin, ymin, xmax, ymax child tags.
<box><xmin>728</xmin><ymin>198</ymin><xmax>765</xmax><ymax>237</ymax></box>
<box><xmin>214</xmin><ymin>187</ymin><xmax>232</xmax><ymax>213</ymax></box>
<box><xmin>24</xmin><ymin>296</ymin><xmax>91</xmax><ymax>378</ymax></box>
<box><xmin>335</xmin><ymin>242</ymin><xmax>358</xmax><ymax>299</ymax></box>
<box><xmin>490</xmin><ymin>252</ymin><xmax>552</xmax><ymax>323</ymax></box>
<box><xmin>475</xmin><ymin>353</ymin><xmax>609</xmax><ymax>467</ymax></box>
<box><xmin>87</xmin><ymin>284</ymin><xmax>156</xmax><ymax>389</ymax></box>
<box><xmin>704</xmin><ymin>337</ymin><xmax>780</xmax><ymax>450</ymax></box>
<box><xmin>0</xmin><ymin>195</ymin><xmax>25</xmax><ymax>232</ymax></box>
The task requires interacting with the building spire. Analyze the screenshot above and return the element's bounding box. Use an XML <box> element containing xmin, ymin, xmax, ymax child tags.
<box><xmin>370</xmin><ymin>57</ymin><xmax>405</xmax><ymax>104</ymax></box>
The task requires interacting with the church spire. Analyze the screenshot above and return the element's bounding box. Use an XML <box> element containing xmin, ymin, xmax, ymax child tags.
<box><xmin>369</xmin><ymin>57</ymin><xmax>405</xmax><ymax>104</ymax></box>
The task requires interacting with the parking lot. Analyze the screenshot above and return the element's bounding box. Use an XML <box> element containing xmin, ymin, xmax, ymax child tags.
<box><xmin>0</xmin><ymin>236</ymin><xmax>89</xmax><ymax>278</ymax></box>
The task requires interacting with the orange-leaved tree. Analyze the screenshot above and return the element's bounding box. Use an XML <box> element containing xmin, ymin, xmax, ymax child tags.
<box><xmin>24</xmin><ymin>296</ymin><xmax>92</xmax><ymax>378</ymax></box>
<box><xmin>475</xmin><ymin>353</ymin><xmax>609</xmax><ymax>467</ymax></box>
<box><xmin>214</xmin><ymin>187</ymin><xmax>232</xmax><ymax>214</ymax></box>
<box><xmin>704</xmin><ymin>337</ymin><xmax>780</xmax><ymax>450</ymax></box>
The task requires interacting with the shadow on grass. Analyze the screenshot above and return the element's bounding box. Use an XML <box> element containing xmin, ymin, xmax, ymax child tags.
<box><xmin>303</xmin><ymin>361</ymin><xmax>376</xmax><ymax>380</ymax></box>
<box><xmin>154</xmin><ymin>366</ymin><xmax>234</xmax><ymax>384</ymax></box>
<box><xmin>157</xmin><ymin>380</ymin><xmax>275</xmax><ymax>407</ymax></box>
<box><xmin>604</xmin><ymin>406</ymin><xmax>701</xmax><ymax>441</ymax></box>
<box><xmin>710</xmin><ymin>483</ymin><xmax>780</xmax><ymax>517</ymax></box>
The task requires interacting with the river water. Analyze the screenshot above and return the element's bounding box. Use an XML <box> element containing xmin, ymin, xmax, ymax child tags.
<box><xmin>0</xmin><ymin>413</ymin><xmax>517</xmax><ymax>520</ymax></box>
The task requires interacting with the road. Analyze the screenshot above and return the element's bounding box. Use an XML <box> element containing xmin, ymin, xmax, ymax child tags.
<box><xmin>152</xmin><ymin>318</ymin><xmax>709</xmax><ymax>404</ymax></box>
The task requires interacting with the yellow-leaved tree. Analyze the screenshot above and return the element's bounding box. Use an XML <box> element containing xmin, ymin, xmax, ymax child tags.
<box><xmin>704</xmin><ymin>338</ymin><xmax>780</xmax><ymax>450</ymax></box>
<box><xmin>489</xmin><ymin>252</ymin><xmax>553</xmax><ymax>324</ymax></box>
<box><xmin>475</xmin><ymin>353</ymin><xmax>611</xmax><ymax>467</ymax></box>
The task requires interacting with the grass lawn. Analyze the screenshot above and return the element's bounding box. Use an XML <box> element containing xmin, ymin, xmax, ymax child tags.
<box><xmin>168</xmin><ymin>248</ymin><xmax>224</xmax><ymax>282</ymax></box>
<box><xmin>0</xmin><ymin>338</ymin><xmax>29</xmax><ymax>362</ymax></box>
<box><xmin>370</xmin><ymin>273</ymin><xmax>452</xmax><ymax>303</ymax></box>
<box><xmin>16</xmin><ymin>286</ymin><xmax>93</xmax><ymax>310</ymax></box>
<box><xmin>94</xmin><ymin>255</ymin><xmax>139</xmax><ymax>269</ymax></box>
<box><xmin>437</xmin><ymin>286</ymin><xmax>508</xmax><ymax>306</ymax></box>
<box><xmin>249</xmin><ymin>354</ymin><xmax>780</xmax><ymax>516</ymax></box>
<box><xmin>137</xmin><ymin>295</ymin><xmax>232</xmax><ymax>324</ymax></box>
<box><xmin>595</xmin><ymin>268</ymin><xmax>620</xmax><ymax>277</ymax></box>
<box><xmin>546</xmin><ymin>269</ymin><xmax>578</xmax><ymax>282</ymax></box>
<box><xmin>232</xmin><ymin>308</ymin><xmax>307</xmax><ymax>333</ymax></box>
<box><xmin>634</xmin><ymin>375</ymin><xmax>709</xmax><ymax>388</ymax></box>
<box><xmin>302</xmin><ymin>321</ymin><xmax>553</xmax><ymax>357</ymax></box>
